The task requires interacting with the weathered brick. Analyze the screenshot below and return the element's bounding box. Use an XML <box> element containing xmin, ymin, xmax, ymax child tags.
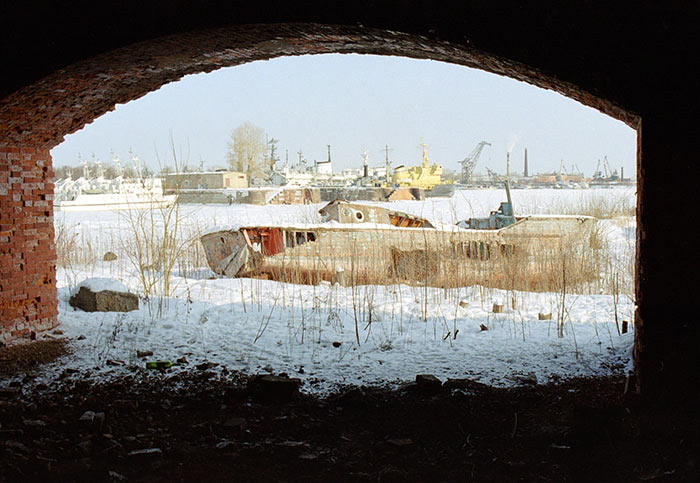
<box><xmin>0</xmin><ymin>145</ymin><xmax>57</xmax><ymax>341</ymax></box>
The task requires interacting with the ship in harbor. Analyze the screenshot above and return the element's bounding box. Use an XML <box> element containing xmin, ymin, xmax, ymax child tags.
<box><xmin>53</xmin><ymin>153</ymin><xmax>175</xmax><ymax>211</ymax></box>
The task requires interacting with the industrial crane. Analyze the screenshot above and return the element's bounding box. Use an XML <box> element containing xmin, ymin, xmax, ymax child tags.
<box><xmin>603</xmin><ymin>156</ymin><xmax>619</xmax><ymax>180</ymax></box>
<box><xmin>593</xmin><ymin>156</ymin><xmax>619</xmax><ymax>181</ymax></box>
<box><xmin>459</xmin><ymin>141</ymin><xmax>491</xmax><ymax>184</ymax></box>
<box><xmin>593</xmin><ymin>159</ymin><xmax>603</xmax><ymax>179</ymax></box>
<box><xmin>485</xmin><ymin>167</ymin><xmax>502</xmax><ymax>182</ymax></box>
<box><xmin>593</xmin><ymin>157</ymin><xmax>611</xmax><ymax>179</ymax></box>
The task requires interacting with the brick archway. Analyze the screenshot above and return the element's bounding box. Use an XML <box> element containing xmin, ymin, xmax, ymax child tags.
<box><xmin>2</xmin><ymin>23</ymin><xmax>638</xmax><ymax>149</ymax></box>
<box><xmin>2</xmin><ymin>15</ymin><xmax>698</xmax><ymax>402</ymax></box>
<box><xmin>1</xmin><ymin>23</ymin><xmax>635</xmax><ymax>336</ymax></box>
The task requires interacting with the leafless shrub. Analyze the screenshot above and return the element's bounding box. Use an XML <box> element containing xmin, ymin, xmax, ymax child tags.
<box><xmin>119</xmin><ymin>137</ymin><xmax>193</xmax><ymax>315</ymax></box>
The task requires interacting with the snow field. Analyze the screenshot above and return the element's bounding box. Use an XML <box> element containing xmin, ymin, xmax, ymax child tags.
<box><xmin>44</xmin><ymin>188</ymin><xmax>635</xmax><ymax>394</ymax></box>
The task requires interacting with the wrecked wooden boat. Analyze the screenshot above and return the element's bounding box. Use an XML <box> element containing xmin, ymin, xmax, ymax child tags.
<box><xmin>200</xmin><ymin>186</ymin><xmax>598</xmax><ymax>289</ymax></box>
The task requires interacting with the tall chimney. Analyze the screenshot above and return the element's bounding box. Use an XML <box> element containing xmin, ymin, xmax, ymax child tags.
<box><xmin>524</xmin><ymin>148</ymin><xmax>529</xmax><ymax>178</ymax></box>
<box><xmin>506</xmin><ymin>152</ymin><xmax>510</xmax><ymax>179</ymax></box>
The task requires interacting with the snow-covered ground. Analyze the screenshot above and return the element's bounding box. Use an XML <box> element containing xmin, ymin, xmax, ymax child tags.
<box><xmin>41</xmin><ymin>187</ymin><xmax>636</xmax><ymax>395</ymax></box>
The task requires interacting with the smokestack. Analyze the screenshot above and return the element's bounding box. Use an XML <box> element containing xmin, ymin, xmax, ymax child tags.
<box><xmin>524</xmin><ymin>148</ymin><xmax>529</xmax><ymax>178</ymax></box>
<box><xmin>620</xmin><ymin>166</ymin><xmax>624</xmax><ymax>181</ymax></box>
<box><xmin>506</xmin><ymin>152</ymin><xmax>510</xmax><ymax>179</ymax></box>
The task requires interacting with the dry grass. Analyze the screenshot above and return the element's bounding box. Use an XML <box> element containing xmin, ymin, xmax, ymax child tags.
<box><xmin>115</xmin><ymin>140</ymin><xmax>206</xmax><ymax>319</ymax></box>
<box><xmin>54</xmin><ymin>220</ymin><xmax>99</xmax><ymax>270</ymax></box>
<box><xmin>54</xmin><ymin>189</ymin><xmax>635</xmax><ymax>346</ymax></box>
<box><xmin>245</xmin><ymin>220</ymin><xmax>605</xmax><ymax>296</ymax></box>
<box><xmin>522</xmin><ymin>191</ymin><xmax>635</xmax><ymax>219</ymax></box>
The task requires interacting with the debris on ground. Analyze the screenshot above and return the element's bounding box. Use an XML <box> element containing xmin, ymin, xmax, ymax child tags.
<box><xmin>0</xmin><ymin>371</ymin><xmax>697</xmax><ymax>482</ymax></box>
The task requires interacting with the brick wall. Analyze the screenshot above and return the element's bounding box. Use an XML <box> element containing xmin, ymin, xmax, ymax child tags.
<box><xmin>0</xmin><ymin>146</ymin><xmax>58</xmax><ymax>342</ymax></box>
<box><xmin>0</xmin><ymin>13</ymin><xmax>697</xmax><ymax>400</ymax></box>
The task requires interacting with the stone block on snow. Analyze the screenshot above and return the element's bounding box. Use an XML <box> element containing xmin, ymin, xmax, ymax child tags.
<box><xmin>69</xmin><ymin>278</ymin><xmax>138</xmax><ymax>312</ymax></box>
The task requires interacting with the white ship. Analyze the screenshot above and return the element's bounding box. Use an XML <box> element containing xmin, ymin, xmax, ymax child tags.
<box><xmin>54</xmin><ymin>177</ymin><xmax>175</xmax><ymax>212</ymax></box>
<box><xmin>53</xmin><ymin>153</ymin><xmax>175</xmax><ymax>211</ymax></box>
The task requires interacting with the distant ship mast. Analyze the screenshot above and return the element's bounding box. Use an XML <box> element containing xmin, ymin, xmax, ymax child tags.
<box><xmin>420</xmin><ymin>142</ymin><xmax>430</xmax><ymax>167</ymax></box>
<box><xmin>384</xmin><ymin>144</ymin><xmax>392</xmax><ymax>186</ymax></box>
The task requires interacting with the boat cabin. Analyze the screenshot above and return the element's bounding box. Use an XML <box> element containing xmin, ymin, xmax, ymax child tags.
<box><xmin>319</xmin><ymin>200</ymin><xmax>434</xmax><ymax>228</ymax></box>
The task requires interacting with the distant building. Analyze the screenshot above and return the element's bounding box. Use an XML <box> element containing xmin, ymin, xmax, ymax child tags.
<box><xmin>163</xmin><ymin>171</ymin><xmax>247</xmax><ymax>191</ymax></box>
<box><xmin>534</xmin><ymin>172</ymin><xmax>585</xmax><ymax>183</ymax></box>
<box><xmin>315</xmin><ymin>159</ymin><xmax>332</xmax><ymax>175</ymax></box>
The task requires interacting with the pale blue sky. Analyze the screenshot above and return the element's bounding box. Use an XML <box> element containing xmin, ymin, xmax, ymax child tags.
<box><xmin>51</xmin><ymin>54</ymin><xmax>637</xmax><ymax>177</ymax></box>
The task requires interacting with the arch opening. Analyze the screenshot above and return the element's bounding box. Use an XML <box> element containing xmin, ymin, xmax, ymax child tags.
<box><xmin>41</xmin><ymin>48</ymin><xmax>636</xmax><ymax>393</ymax></box>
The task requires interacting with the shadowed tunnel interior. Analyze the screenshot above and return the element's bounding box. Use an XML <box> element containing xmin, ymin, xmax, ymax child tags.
<box><xmin>1</xmin><ymin>0</ymin><xmax>699</xmax><ymax>404</ymax></box>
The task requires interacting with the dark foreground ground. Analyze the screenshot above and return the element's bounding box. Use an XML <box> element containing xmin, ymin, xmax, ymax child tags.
<box><xmin>1</xmin><ymin>340</ymin><xmax>698</xmax><ymax>482</ymax></box>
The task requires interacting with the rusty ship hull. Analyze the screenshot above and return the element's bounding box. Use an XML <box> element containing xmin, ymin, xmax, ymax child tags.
<box><xmin>200</xmin><ymin>200</ymin><xmax>597</xmax><ymax>289</ymax></box>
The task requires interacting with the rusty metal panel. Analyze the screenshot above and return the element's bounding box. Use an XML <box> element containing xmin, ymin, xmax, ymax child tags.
<box><xmin>201</xmin><ymin>230</ymin><xmax>257</xmax><ymax>277</ymax></box>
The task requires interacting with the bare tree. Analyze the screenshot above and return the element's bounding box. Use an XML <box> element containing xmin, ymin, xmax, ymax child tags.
<box><xmin>226</xmin><ymin>122</ymin><xmax>268</xmax><ymax>186</ymax></box>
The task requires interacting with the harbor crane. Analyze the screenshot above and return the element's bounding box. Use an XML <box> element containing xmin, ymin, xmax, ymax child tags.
<box><xmin>601</xmin><ymin>156</ymin><xmax>619</xmax><ymax>179</ymax></box>
<box><xmin>593</xmin><ymin>156</ymin><xmax>618</xmax><ymax>180</ymax></box>
<box><xmin>593</xmin><ymin>159</ymin><xmax>603</xmax><ymax>179</ymax></box>
<box><xmin>485</xmin><ymin>167</ymin><xmax>502</xmax><ymax>182</ymax></box>
<box><xmin>459</xmin><ymin>141</ymin><xmax>491</xmax><ymax>184</ymax></box>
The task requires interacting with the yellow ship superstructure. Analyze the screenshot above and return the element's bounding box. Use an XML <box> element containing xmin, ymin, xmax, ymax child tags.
<box><xmin>392</xmin><ymin>143</ymin><xmax>442</xmax><ymax>189</ymax></box>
